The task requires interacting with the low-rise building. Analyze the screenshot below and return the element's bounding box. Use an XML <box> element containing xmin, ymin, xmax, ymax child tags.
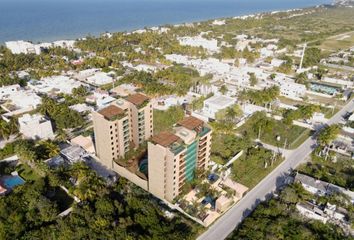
<box><xmin>199</xmin><ymin>95</ymin><xmax>236</xmax><ymax>120</ymax></box>
<box><xmin>295</xmin><ymin>173</ymin><xmax>354</xmax><ymax>203</ymax></box>
<box><xmin>28</xmin><ymin>76</ymin><xmax>83</xmax><ymax>95</ymax></box>
<box><xmin>18</xmin><ymin>114</ymin><xmax>55</xmax><ymax>140</ymax></box>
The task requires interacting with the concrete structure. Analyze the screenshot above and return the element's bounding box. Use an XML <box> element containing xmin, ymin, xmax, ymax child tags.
<box><xmin>5</xmin><ymin>40</ymin><xmax>76</xmax><ymax>55</ymax></box>
<box><xmin>71</xmin><ymin>135</ymin><xmax>95</xmax><ymax>154</ymax></box>
<box><xmin>18</xmin><ymin>114</ymin><xmax>54</xmax><ymax>140</ymax></box>
<box><xmin>60</xmin><ymin>145</ymin><xmax>87</xmax><ymax>164</ymax></box>
<box><xmin>198</xmin><ymin>99</ymin><xmax>354</xmax><ymax>240</ymax></box>
<box><xmin>295</xmin><ymin>173</ymin><xmax>354</xmax><ymax>202</ymax></box>
<box><xmin>85</xmin><ymin>89</ymin><xmax>115</xmax><ymax>108</ymax></box>
<box><xmin>28</xmin><ymin>76</ymin><xmax>82</xmax><ymax>95</ymax></box>
<box><xmin>201</xmin><ymin>95</ymin><xmax>236</xmax><ymax>119</ymax></box>
<box><xmin>0</xmin><ymin>85</ymin><xmax>21</xmax><ymax>99</ymax></box>
<box><xmin>178</xmin><ymin>35</ymin><xmax>219</xmax><ymax>53</ymax></box>
<box><xmin>85</xmin><ymin>72</ymin><xmax>114</xmax><ymax>86</ymax></box>
<box><xmin>93</xmin><ymin>93</ymin><xmax>153</xmax><ymax>168</ymax></box>
<box><xmin>0</xmin><ymin>85</ymin><xmax>41</xmax><ymax>116</ymax></box>
<box><xmin>296</xmin><ymin>202</ymin><xmax>328</xmax><ymax>223</ymax></box>
<box><xmin>148</xmin><ymin>116</ymin><xmax>212</xmax><ymax>202</ymax></box>
<box><xmin>5</xmin><ymin>41</ymin><xmax>41</xmax><ymax>54</ymax></box>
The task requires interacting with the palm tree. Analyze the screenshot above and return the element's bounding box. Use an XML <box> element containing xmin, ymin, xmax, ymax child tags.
<box><xmin>0</xmin><ymin>119</ymin><xmax>11</xmax><ymax>140</ymax></box>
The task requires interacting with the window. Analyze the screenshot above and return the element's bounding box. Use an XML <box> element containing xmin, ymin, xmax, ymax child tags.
<box><xmin>110</xmin><ymin>125</ymin><xmax>113</xmax><ymax>129</ymax></box>
<box><xmin>110</xmin><ymin>131</ymin><xmax>113</xmax><ymax>134</ymax></box>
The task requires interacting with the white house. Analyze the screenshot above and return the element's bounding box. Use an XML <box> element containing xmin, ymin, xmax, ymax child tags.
<box><xmin>19</xmin><ymin>114</ymin><xmax>54</xmax><ymax>140</ymax></box>
<box><xmin>278</xmin><ymin>81</ymin><xmax>306</xmax><ymax>99</ymax></box>
<box><xmin>5</xmin><ymin>41</ymin><xmax>41</xmax><ymax>54</ymax></box>
<box><xmin>29</xmin><ymin>76</ymin><xmax>83</xmax><ymax>95</ymax></box>
<box><xmin>178</xmin><ymin>35</ymin><xmax>219</xmax><ymax>53</ymax></box>
<box><xmin>0</xmin><ymin>85</ymin><xmax>21</xmax><ymax>100</ymax></box>
<box><xmin>85</xmin><ymin>89</ymin><xmax>115</xmax><ymax>108</ymax></box>
<box><xmin>86</xmin><ymin>72</ymin><xmax>114</xmax><ymax>86</ymax></box>
<box><xmin>201</xmin><ymin>95</ymin><xmax>236</xmax><ymax>119</ymax></box>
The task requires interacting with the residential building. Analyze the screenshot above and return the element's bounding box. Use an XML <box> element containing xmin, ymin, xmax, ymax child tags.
<box><xmin>18</xmin><ymin>114</ymin><xmax>54</xmax><ymax>140</ymax></box>
<box><xmin>28</xmin><ymin>76</ymin><xmax>83</xmax><ymax>95</ymax></box>
<box><xmin>93</xmin><ymin>93</ymin><xmax>153</xmax><ymax>169</ymax></box>
<box><xmin>295</xmin><ymin>173</ymin><xmax>354</xmax><ymax>203</ymax></box>
<box><xmin>148</xmin><ymin>116</ymin><xmax>212</xmax><ymax>202</ymax></box>
<box><xmin>0</xmin><ymin>85</ymin><xmax>20</xmax><ymax>100</ymax></box>
<box><xmin>200</xmin><ymin>95</ymin><xmax>236</xmax><ymax>120</ymax></box>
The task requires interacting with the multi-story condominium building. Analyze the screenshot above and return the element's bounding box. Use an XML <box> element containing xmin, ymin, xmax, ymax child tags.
<box><xmin>92</xmin><ymin>93</ymin><xmax>153</xmax><ymax>169</ymax></box>
<box><xmin>148</xmin><ymin>116</ymin><xmax>212</xmax><ymax>202</ymax></box>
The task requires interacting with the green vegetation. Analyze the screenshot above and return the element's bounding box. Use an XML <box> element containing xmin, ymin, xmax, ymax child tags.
<box><xmin>0</xmin><ymin>118</ymin><xmax>18</xmax><ymax>140</ymax></box>
<box><xmin>211</xmin><ymin>134</ymin><xmax>251</xmax><ymax>165</ymax></box>
<box><xmin>120</xmin><ymin>65</ymin><xmax>201</xmax><ymax>96</ymax></box>
<box><xmin>0</xmin><ymin>162</ymin><xmax>198</xmax><ymax>240</ymax></box>
<box><xmin>282</xmin><ymin>104</ymin><xmax>319</xmax><ymax>125</ymax></box>
<box><xmin>317</xmin><ymin>124</ymin><xmax>341</xmax><ymax>146</ymax></box>
<box><xmin>303</xmin><ymin>47</ymin><xmax>322</xmax><ymax>67</ymax></box>
<box><xmin>239</xmin><ymin>112</ymin><xmax>311</xmax><ymax>149</ymax></box>
<box><xmin>39</xmin><ymin>97</ymin><xmax>85</xmax><ymax>130</ymax></box>
<box><xmin>153</xmin><ymin>106</ymin><xmax>185</xmax><ymax>134</ymax></box>
<box><xmin>228</xmin><ymin>184</ymin><xmax>351</xmax><ymax>240</ymax></box>
<box><xmin>239</xmin><ymin>86</ymin><xmax>280</xmax><ymax>106</ymax></box>
<box><xmin>299</xmin><ymin>153</ymin><xmax>354</xmax><ymax>191</ymax></box>
<box><xmin>232</xmin><ymin>147</ymin><xmax>283</xmax><ymax>188</ymax></box>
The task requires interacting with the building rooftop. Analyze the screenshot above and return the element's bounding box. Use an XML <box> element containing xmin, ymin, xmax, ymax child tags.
<box><xmin>204</xmin><ymin>95</ymin><xmax>235</xmax><ymax>109</ymax></box>
<box><xmin>295</xmin><ymin>173</ymin><xmax>328</xmax><ymax>193</ymax></box>
<box><xmin>98</xmin><ymin>105</ymin><xmax>125</xmax><ymax>120</ymax></box>
<box><xmin>178</xmin><ymin>116</ymin><xmax>204</xmax><ymax>131</ymax></box>
<box><xmin>126</xmin><ymin>93</ymin><xmax>150</xmax><ymax>106</ymax></box>
<box><xmin>151</xmin><ymin>132</ymin><xmax>180</xmax><ymax>147</ymax></box>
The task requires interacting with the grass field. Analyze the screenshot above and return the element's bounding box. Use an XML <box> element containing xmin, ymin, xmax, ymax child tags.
<box><xmin>320</xmin><ymin>31</ymin><xmax>354</xmax><ymax>53</ymax></box>
<box><xmin>239</xmin><ymin>118</ymin><xmax>310</xmax><ymax>149</ymax></box>
<box><xmin>232</xmin><ymin>148</ymin><xmax>284</xmax><ymax>188</ymax></box>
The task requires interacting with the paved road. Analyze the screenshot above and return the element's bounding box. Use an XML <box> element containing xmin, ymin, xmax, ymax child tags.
<box><xmin>198</xmin><ymin>100</ymin><xmax>354</xmax><ymax>240</ymax></box>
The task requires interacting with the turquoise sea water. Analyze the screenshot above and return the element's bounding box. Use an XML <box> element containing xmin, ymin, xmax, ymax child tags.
<box><xmin>0</xmin><ymin>0</ymin><xmax>331</xmax><ymax>43</ymax></box>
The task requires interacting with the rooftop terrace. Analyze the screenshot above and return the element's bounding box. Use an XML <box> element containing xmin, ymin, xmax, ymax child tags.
<box><xmin>98</xmin><ymin>105</ymin><xmax>125</xmax><ymax>121</ymax></box>
<box><xmin>126</xmin><ymin>93</ymin><xmax>150</xmax><ymax>107</ymax></box>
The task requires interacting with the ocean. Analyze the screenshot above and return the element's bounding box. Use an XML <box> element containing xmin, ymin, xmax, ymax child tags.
<box><xmin>0</xmin><ymin>0</ymin><xmax>331</xmax><ymax>43</ymax></box>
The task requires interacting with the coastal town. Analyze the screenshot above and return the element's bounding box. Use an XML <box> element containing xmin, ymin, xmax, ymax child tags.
<box><xmin>0</xmin><ymin>2</ymin><xmax>354</xmax><ymax>239</ymax></box>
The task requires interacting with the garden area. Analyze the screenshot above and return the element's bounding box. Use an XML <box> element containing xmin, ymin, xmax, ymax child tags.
<box><xmin>238</xmin><ymin>112</ymin><xmax>312</xmax><ymax>149</ymax></box>
<box><xmin>153</xmin><ymin>106</ymin><xmax>185</xmax><ymax>134</ymax></box>
<box><xmin>228</xmin><ymin>183</ymin><xmax>352</xmax><ymax>240</ymax></box>
<box><xmin>298</xmin><ymin>153</ymin><xmax>354</xmax><ymax>191</ymax></box>
<box><xmin>232</xmin><ymin>147</ymin><xmax>283</xmax><ymax>188</ymax></box>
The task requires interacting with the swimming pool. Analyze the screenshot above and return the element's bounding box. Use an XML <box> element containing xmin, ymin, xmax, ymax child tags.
<box><xmin>1</xmin><ymin>176</ymin><xmax>25</xmax><ymax>189</ymax></box>
<box><xmin>310</xmin><ymin>83</ymin><xmax>340</xmax><ymax>95</ymax></box>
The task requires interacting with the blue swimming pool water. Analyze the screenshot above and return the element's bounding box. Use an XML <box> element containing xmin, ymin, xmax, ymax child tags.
<box><xmin>310</xmin><ymin>83</ymin><xmax>339</xmax><ymax>95</ymax></box>
<box><xmin>2</xmin><ymin>176</ymin><xmax>25</xmax><ymax>189</ymax></box>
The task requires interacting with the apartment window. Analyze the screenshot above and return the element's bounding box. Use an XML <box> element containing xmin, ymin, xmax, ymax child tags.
<box><xmin>111</xmin><ymin>137</ymin><xmax>113</xmax><ymax>140</ymax></box>
<box><xmin>115</xmin><ymin>123</ymin><xmax>117</xmax><ymax>126</ymax></box>
<box><xmin>110</xmin><ymin>125</ymin><xmax>113</xmax><ymax>129</ymax></box>
<box><xmin>110</xmin><ymin>131</ymin><xmax>113</xmax><ymax>134</ymax></box>
<box><xmin>111</xmin><ymin>142</ymin><xmax>114</xmax><ymax>146</ymax></box>
<box><xmin>111</xmin><ymin>147</ymin><xmax>114</xmax><ymax>151</ymax></box>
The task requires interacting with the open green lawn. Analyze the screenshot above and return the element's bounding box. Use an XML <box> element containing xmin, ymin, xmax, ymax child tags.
<box><xmin>232</xmin><ymin>147</ymin><xmax>284</xmax><ymax>188</ymax></box>
<box><xmin>239</xmin><ymin>117</ymin><xmax>311</xmax><ymax>149</ymax></box>
<box><xmin>153</xmin><ymin>106</ymin><xmax>185</xmax><ymax>134</ymax></box>
<box><xmin>320</xmin><ymin>31</ymin><xmax>354</xmax><ymax>53</ymax></box>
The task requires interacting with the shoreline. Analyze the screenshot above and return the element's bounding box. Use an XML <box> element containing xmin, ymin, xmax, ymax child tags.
<box><xmin>0</xmin><ymin>3</ymin><xmax>331</xmax><ymax>45</ymax></box>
